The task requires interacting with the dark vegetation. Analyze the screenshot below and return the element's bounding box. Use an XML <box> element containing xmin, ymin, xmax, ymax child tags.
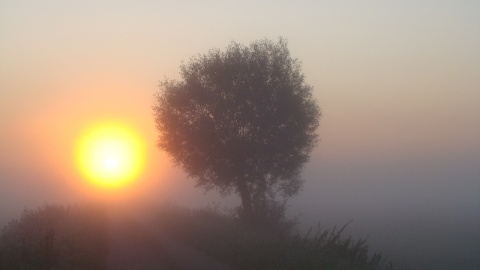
<box><xmin>154</xmin><ymin>38</ymin><xmax>321</xmax><ymax>223</ymax></box>
<box><xmin>0</xmin><ymin>203</ymin><xmax>400</xmax><ymax>270</ymax></box>
<box><xmin>156</xmin><ymin>204</ymin><xmax>395</xmax><ymax>270</ymax></box>
<box><xmin>0</xmin><ymin>204</ymin><xmax>107</xmax><ymax>270</ymax></box>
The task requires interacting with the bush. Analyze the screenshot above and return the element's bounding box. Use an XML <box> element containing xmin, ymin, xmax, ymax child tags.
<box><xmin>0</xmin><ymin>204</ymin><xmax>108</xmax><ymax>270</ymax></box>
<box><xmin>156</xmin><ymin>204</ymin><xmax>395</xmax><ymax>270</ymax></box>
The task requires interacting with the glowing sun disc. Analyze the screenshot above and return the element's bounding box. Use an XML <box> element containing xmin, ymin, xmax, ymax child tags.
<box><xmin>76</xmin><ymin>122</ymin><xmax>145</xmax><ymax>188</ymax></box>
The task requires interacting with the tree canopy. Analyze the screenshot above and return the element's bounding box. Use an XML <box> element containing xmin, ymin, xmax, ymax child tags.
<box><xmin>154</xmin><ymin>38</ymin><xmax>320</xmax><ymax>222</ymax></box>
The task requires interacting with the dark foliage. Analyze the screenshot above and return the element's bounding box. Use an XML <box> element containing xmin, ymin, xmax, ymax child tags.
<box><xmin>156</xmin><ymin>205</ymin><xmax>395</xmax><ymax>270</ymax></box>
<box><xmin>0</xmin><ymin>204</ymin><xmax>107</xmax><ymax>270</ymax></box>
<box><xmin>154</xmin><ymin>38</ymin><xmax>321</xmax><ymax>222</ymax></box>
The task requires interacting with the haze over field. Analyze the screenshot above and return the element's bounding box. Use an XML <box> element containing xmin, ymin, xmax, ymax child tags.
<box><xmin>1</xmin><ymin>1</ymin><xmax>479</xmax><ymax>269</ymax></box>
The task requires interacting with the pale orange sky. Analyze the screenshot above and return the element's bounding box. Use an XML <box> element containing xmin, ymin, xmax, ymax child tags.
<box><xmin>1</xmin><ymin>2</ymin><xmax>480</xmax><ymax>266</ymax></box>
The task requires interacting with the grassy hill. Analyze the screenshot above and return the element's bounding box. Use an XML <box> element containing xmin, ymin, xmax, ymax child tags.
<box><xmin>0</xmin><ymin>203</ymin><xmax>397</xmax><ymax>270</ymax></box>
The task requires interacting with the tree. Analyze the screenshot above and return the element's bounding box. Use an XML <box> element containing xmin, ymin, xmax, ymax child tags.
<box><xmin>154</xmin><ymin>38</ymin><xmax>320</xmax><ymax>223</ymax></box>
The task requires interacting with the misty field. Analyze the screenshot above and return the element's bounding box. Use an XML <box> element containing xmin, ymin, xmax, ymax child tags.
<box><xmin>0</xmin><ymin>203</ymin><xmax>398</xmax><ymax>270</ymax></box>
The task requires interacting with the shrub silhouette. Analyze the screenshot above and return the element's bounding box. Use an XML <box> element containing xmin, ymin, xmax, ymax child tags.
<box><xmin>156</xmin><ymin>204</ymin><xmax>395</xmax><ymax>270</ymax></box>
<box><xmin>0</xmin><ymin>204</ymin><xmax>107</xmax><ymax>270</ymax></box>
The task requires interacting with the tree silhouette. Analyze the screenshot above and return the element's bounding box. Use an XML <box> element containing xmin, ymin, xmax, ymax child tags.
<box><xmin>154</xmin><ymin>38</ymin><xmax>320</xmax><ymax>223</ymax></box>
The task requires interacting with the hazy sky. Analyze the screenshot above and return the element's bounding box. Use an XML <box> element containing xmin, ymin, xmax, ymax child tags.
<box><xmin>1</xmin><ymin>1</ymin><xmax>479</xmax><ymax>268</ymax></box>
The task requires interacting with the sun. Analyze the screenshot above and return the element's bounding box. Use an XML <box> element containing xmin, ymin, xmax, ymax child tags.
<box><xmin>76</xmin><ymin>121</ymin><xmax>145</xmax><ymax>189</ymax></box>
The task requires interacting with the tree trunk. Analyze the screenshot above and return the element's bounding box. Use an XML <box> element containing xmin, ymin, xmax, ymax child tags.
<box><xmin>237</xmin><ymin>179</ymin><xmax>254</xmax><ymax>223</ymax></box>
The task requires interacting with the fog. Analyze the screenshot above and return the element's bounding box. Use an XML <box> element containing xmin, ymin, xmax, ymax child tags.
<box><xmin>1</xmin><ymin>1</ymin><xmax>479</xmax><ymax>269</ymax></box>
<box><xmin>289</xmin><ymin>149</ymin><xmax>480</xmax><ymax>269</ymax></box>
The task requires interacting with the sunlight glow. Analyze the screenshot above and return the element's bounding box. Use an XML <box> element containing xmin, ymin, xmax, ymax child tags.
<box><xmin>76</xmin><ymin>122</ymin><xmax>145</xmax><ymax>189</ymax></box>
